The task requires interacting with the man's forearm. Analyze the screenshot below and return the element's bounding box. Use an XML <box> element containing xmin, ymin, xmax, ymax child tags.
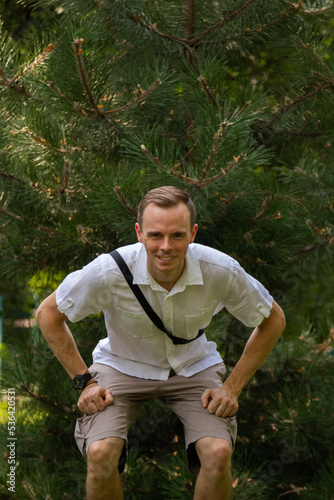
<box><xmin>39</xmin><ymin>320</ymin><xmax>88</xmax><ymax>378</ymax></box>
<box><xmin>223</xmin><ymin>300</ymin><xmax>285</xmax><ymax>397</ymax></box>
<box><xmin>36</xmin><ymin>292</ymin><xmax>89</xmax><ymax>379</ymax></box>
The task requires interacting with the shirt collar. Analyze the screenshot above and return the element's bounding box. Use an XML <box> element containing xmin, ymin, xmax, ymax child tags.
<box><xmin>133</xmin><ymin>243</ymin><xmax>203</xmax><ymax>292</ymax></box>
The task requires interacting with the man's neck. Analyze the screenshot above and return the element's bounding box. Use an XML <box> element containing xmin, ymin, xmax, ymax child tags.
<box><xmin>148</xmin><ymin>264</ymin><xmax>185</xmax><ymax>292</ymax></box>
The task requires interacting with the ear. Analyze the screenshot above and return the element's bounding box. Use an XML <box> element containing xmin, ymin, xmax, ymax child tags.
<box><xmin>190</xmin><ymin>224</ymin><xmax>198</xmax><ymax>243</ymax></box>
<box><xmin>135</xmin><ymin>222</ymin><xmax>143</xmax><ymax>243</ymax></box>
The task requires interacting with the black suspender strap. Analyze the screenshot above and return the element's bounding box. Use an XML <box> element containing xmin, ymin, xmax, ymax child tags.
<box><xmin>110</xmin><ymin>250</ymin><xmax>205</xmax><ymax>346</ymax></box>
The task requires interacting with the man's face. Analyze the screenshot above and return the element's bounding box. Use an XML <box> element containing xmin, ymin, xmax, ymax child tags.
<box><xmin>135</xmin><ymin>203</ymin><xmax>198</xmax><ymax>290</ymax></box>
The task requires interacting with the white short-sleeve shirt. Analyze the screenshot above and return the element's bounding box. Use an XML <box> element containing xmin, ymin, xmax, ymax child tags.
<box><xmin>56</xmin><ymin>242</ymin><xmax>273</xmax><ymax>380</ymax></box>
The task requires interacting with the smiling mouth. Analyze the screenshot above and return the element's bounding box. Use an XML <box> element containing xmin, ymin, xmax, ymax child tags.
<box><xmin>157</xmin><ymin>256</ymin><xmax>174</xmax><ymax>261</ymax></box>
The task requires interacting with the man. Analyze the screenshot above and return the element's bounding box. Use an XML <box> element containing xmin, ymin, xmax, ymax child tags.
<box><xmin>36</xmin><ymin>186</ymin><xmax>285</xmax><ymax>500</ymax></box>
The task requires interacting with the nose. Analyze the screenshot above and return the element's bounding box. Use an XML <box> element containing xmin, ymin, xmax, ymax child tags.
<box><xmin>160</xmin><ymin>236</ymin><xmax>172</xmax><ymax>251</ymax></box>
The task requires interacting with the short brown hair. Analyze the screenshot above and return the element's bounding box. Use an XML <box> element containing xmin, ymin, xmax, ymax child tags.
<box><xmin>137</xmin><ymin>186</ymin><xmax>196</xmax><ymax>228</ymax></box>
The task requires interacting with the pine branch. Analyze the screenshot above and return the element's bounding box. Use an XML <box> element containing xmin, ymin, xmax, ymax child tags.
<box><xmin>103</xmin><ymin>79</ymin><xmax>161</xmax><ymax>114</ymax></box>
<box><xmin>314</xmin><ymin>328</ymin><xmax>334</xmax><ymax>354</ymax></box>
<box><xmin>47</xmin><ymin>80</ymin><xmax>65</xmax><ymax>97</ymax></box>
<box><xmin>0</xmin><ymin>167</ymin><xmax>77</xmax><ymax>197</ymax></box>
<box><xmin>72</xmin><ymin>38</ymin><xmax>107</xmax><ymax>119</ymax></box>
<box><xmin>0</xmin><ymin>208</ymin><xmax>56</xmax><ymax>235</ymax></box>
<box><xmin>72</xmin><ymin>39</ymin><xmax>158</xmax><ymax>121</ymax></box>
<box><xmin>0</xmin><ymin>169</ymin><xmax>26</xmax><ymax>185</ymax></box>
<box><xmin>140</xmin><ymin>143</ymin><xmax>195</xmax><ymax>183</ymax></box>
<box><xmin>293</xmin><ymin>36</ymin><xmax>334</xmax><ymax>80</ymax></box>
<box><xmin>306</xmin><ymin>219</ymin><xmax>330</xmax><ymax>243</ymax></box>
<box><xmin>19</xmin><ymin>383</ymin><xmax>76</xmax><ymax>414</ymax></box>
<box><xmin>3</xmin><ymin>135</ymin><xmax>81</xmax><ymax>201</ymax></box>
<box><xmin>296</xmin><ymin>220</ymin><xmax>334</xmax><ymax>254</ymax></box>
<box><xmin>220</xmin><ymin>192</ymin><xmax>238</xmax><ymax>206</ymax></box>
<box><xmin>210</xmin><ymin>1</ymin><xmax>307</xmax><ymax>48</ymax></box>
<box><xmin>114</xmin><ymin>186</ymin><xmax>137</xmax><ymax>218</ymax></box>
<box><xmin>0</xmin><ymin>67</ymin><xmax>36</xmax><ymax>99</ymax></box>
<box><xmin>261</xmin><ymin>34</ymin><xmax>334</xmax><ymax>128</ymax></box>
<box><xmin>253</xmin><ymin>196</ymin><xmax>273</xmax><ymax>221</ymax></box>
<box><xmin>168</xmin><ymin>169</ymin><xmax>200</xmax><ymax>185</ymax></box>
<box><xmin>261</xmin><ymin>124</ymin><xmax>325</xmax><ymax>138</ymax></box>
<box><xmin>2</xmin><ymin>140</ymin><xmax>78</xmax><ymax>205</ymax></box>
<box><xmin>277</xmin><ymin>486</ymin><xmax>310</xmax><ymax>497</ymax></box>
<box><xmin>63</xmin><ymin>159</ymin><xmax>70</xmax><ymax>193</ymax></box>
<box><xmin>0</xmin><ymin>44</ymin><xmax>55</xmax><ymax>99</ymax></box>
<box><xmin>176</xmin><ymin>134</ymin><xmax>200</xmax><ymax>164</ymax></box>
<box><xmin>0</xmin><ymin>219</ymin><xmax>13</xmax><ymax>230</ymax></box>
<box><xmin>198</xmin><ymin>103</ymin><xmax>249</xmax><ymax>185</ymax></box>
<box><xmin>15</xmin><ymin>43</ymin><xmax>55</xmax><ymax>79</ymax></box>
<box><xmin>198</xmin><ymin>76</ymin><xmax>218</xmax><ymax>109</ymax></box>
<box><xmin>198</xmin><ymin>119</ymin><xmax>230</xmax><ymax>184</ymax></box>
<box><xmin>140</xmin><ymin>143</ymin><xmax>194</xmax><ymax>183</ymax></box>
<box><xmin>125</xmin><ymin>11</ymin><xmax>191</xmax><ymax>47</ymax></box>
<box><xmin>303</xmin><ymin>5</ymin><xmax>332</xmax><ymax>15</ymax></box>
<box><xmin>12</xmin><ymin>127</ymin><xmax>63</xmax><ymax>153</ymax></box>
<box><xmin>0</xmin><ymin>208</ymin><xmax>25</xmax><ymax>222</ymax></box>
<box><xmin>265</xmin><ymin>84</ymin><xmax>331</xmax><ymax>127</ymax></box>
<box><xmin>141</xmin><ymin>99</ymin><xmax>251</xmax><ymax>188</ymax></box>
<box><xmin>48</xmin><ymin>78</ymin><xmax>113</xmax><ymax>121</ymax></box>
<box><xmin>111</xmin><ymin>48</ymin><xmax>132</xmax><ymax>64</ymax></box>
<box><xmin>235</xmin><ymin>101</ymin><xmax>251</xmax><ymax>119</ymax></box>
<box><xmin>243</xmin><ymin>229</ymin><xmax>258</xmax><ymax>247</ymax></box>
<box><xmin>188</xmin><ymin>0</ymin><xmax>256</xmax><ymax>45</ymax></box>
<box><xmin>187</xmin><ymin>0</ymin><xmax>196</xmax><ymax>38</ymax></box>
<box><xmin>312</xmin><ymin>71</ymin><xmax>334</xmax><ymax>86</ymax></box>
<box><xmin>77</xmin><ymin>225</ymin><xmax>94</xmax><ymax>244</ymax></box>
<box><xmin>295</xmin><ymin>167</ymin><xmax>326</xmax><ymax>186</ymax></box>
<box><xmin>140</xmin><ymin>144</ymin><xmax>164</xmax><ymax>170</ymax></box>
<box><xmin>140</xmin><ymin>143</ymin><xmax>246</xmax><ymax>188</ymax></box>
<box><xmin>197</xmin><ymin>154</ymin><xmax>246</xmax><ymax>187</ymax></box>
<box><xmin>126</xmin><ymin>0</ymin><xmax>256</xmax><ymax>47</ymax></box>
<box><xmin>48</xmin><ymin>80</ymin><xmax>94</xmax><ymax>120</ymax></box>
<box><xmin>253</xmin><ymin>194</ymin><xmax>305</xmax><ymax>222</ymax></box>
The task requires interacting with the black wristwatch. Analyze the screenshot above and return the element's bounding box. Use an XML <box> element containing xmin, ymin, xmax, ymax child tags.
<box><xmin>72</xmin><ymin>373</ymin><xmax>94</xmax><ymax>391</ymax></box>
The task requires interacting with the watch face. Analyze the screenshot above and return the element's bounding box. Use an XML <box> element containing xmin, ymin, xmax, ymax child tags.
<box><xmin>73</xmin><ymin>373</ymin><xmax>92</xmax><ymax>390</ymax></box>
<box><xmin>73</xmin><ymin>375</ymin><xmax>85</xmax><ymax>390</ymax></box>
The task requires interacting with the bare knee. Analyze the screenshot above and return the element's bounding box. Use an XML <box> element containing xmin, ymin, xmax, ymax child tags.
<box><xmin>196</xmin><ymin>438</ymin><xmax>232</xmax><ymax>475</ymax></box>
<box><xmin>88</xmin><ymin>437</ymin><xmax>124</xmax><ymax>472</ymax></box>
<box><xmin>86</xmin><ymin>438</ymin><xmax>124</xmax><ymax>500</ymax></box>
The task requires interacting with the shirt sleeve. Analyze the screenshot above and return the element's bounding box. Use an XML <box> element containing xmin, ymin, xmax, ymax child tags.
<box><xmin>223</xmin><ymin>259</ymin><xmax>273</xmax><ymax>328</ymax></box>
<box><xmin>56</xmin><ymin>255</ymin><xmax>111</xmax><ymax>322</ymax></box>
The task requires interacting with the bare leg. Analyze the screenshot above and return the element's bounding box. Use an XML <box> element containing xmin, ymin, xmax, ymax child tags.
<box><xmin>194</xmin><ymin>437</ymin><xmax>232</xmax><ymax>500</ymax></box>
<box><xmin>86</xmin><ymin>437</ymin><xmax>124</xmax><ymax>500</ymax></box>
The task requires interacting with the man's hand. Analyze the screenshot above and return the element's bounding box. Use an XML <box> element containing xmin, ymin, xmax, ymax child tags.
<box><xmin>78</xmin><ymin>384</ymin><xmax>114</xmax><ymax>415</ymax></box>
<box><xmin>201</xmin><ymin>384</ymin><xmax>239</xmax><ymax>418</ymax></box>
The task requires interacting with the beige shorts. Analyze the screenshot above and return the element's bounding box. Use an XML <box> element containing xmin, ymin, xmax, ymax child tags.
<box><xmin>75</xmin><ymin>362</ymin><xmax>237</xmax><ymax>476</ymax></box>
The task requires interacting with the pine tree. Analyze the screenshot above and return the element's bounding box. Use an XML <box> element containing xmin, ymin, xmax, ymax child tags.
<box><xmin>1</xmin><ymin>1</ymin><xmax>334</xmax><ymax>498</ymax></box>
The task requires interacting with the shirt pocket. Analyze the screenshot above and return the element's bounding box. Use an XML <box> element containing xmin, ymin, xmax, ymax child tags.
<box><xmin>185</xmin><ymin>301</ymin><xmax>218</xmax><ymax>338</ymax></box>
<box><xmin>118</xmin><ymin>308</ymin><xmax>154</xmax><ymax>338</ymax></box>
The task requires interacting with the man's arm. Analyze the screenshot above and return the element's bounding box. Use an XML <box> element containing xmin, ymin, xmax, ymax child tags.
<box><xmin>36</xmin><ymin>291</ymin><xmax>89</xmax><ymax>377</ymax></box>
<box><xmin>202</xmin><ymin>300</ymin><xmax>286</xmax><ymax>417</ymax></box>
<box><xmin>36</xmin><ymin>291</ymin><xmax>113</xmax><ymax>414</ymax></box>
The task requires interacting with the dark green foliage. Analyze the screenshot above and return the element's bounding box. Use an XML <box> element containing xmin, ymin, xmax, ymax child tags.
<box><xmin>1</xmin><ymin>0</ymin><xmax>334</xmax><ymax>498</ymax></box>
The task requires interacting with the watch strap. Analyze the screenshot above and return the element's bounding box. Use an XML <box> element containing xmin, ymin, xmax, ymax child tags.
<box><xmin>80</xmin><ymin>379</ymin><xmax>98</xmax><ymax>393</ymax></box>
<box><xmin>72</xmin><ymin>372</ymin><xmax>93</xmax><ymax>390</ymax></box>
